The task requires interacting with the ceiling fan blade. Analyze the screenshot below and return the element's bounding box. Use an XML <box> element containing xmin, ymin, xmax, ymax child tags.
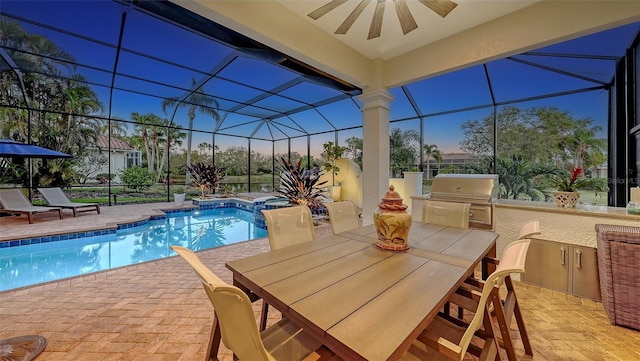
<box><xmin>308</xmin><ymin>0</ymin><xmax>348</xmax><ymax>20</ymax></box>
<box><xmin>335</xmin><ymin>0</ymin><xmax>371</xmax><ymax>35</ymax></box>
<box><xmin>368</xmin><ymin>0</ymin><xmax>386</xmax><ymax>39</ymax></box>
<box><xmin>418</xmin><ymin>0</ymin><xmax>458</xmax><ymax>18</ymax></box>
<box><xmin>394</xmin><ymin>0</ymin><xmax>418</xmax><ymax>35</ymax></box>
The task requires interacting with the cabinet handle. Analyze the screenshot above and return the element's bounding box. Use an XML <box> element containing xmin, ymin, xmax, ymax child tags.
<box><xmin>576</xmin><ymin>249</ymin><xmax>582</xmax><ymax>269</ymax></box>
<box><xmin>560</xmin><ymin>247</ymin><xmax>566</xmax><ymax>265</ymax></box>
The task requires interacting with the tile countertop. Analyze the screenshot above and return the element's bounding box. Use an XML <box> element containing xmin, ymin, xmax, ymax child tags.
<box><xmin>495</xmin><ymin>199</ymin><xmax>640</xmax><ymax>221</ymax></box>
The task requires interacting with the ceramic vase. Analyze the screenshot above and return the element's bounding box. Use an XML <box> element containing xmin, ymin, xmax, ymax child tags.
<box><xmin>374</xmin><ymin>185</ymin><xmax>412</xmax><ymax>251</ymax></box>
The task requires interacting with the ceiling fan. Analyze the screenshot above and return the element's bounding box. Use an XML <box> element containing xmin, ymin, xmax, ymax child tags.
<box><xmin>308</xmin><ymin>0</ymin><xmax>458</xmax><ymax>40</ymax></box>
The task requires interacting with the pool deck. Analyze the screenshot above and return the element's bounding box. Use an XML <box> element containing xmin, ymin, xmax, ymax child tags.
<box><xmin>0</xmin><ymin>201</ymin><xmax>198</xmax><ymax>242</ymax></box>
<box><xmin>0</xmin><ymin>200</ymin><xmax>333</xmax><ymax>360</ymax></box>
<box><xmin>2</xmin><ymin>202</ymin><xmax>640</xmax><ymax>360</ymax></box>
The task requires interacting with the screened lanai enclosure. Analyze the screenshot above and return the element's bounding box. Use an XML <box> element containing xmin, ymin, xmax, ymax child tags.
<box><xmin>1</xmin><ymin>0</ymin><xmax>639</xmax><ymax>207</ymax></box>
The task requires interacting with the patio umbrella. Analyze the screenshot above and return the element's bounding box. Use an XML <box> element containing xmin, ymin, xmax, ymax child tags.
<box><xmin>0</xmin><ymin>139</ymin><xmax>72</xmax><ymax>158</ymax></box>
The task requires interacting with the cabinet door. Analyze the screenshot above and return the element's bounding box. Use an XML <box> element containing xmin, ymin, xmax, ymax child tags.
<box><xmin>522</xmin><ymin>239</ymin><xmax>569</xmax><ymax>292</ymax></box>
<box><xmin>570</xmin><ymin>246</ymin><xmax>601</xmax><ymax>301</ymax></box>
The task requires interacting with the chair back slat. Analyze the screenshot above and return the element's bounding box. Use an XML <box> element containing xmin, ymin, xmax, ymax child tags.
<box><xmin>495</xmin><ymin>239</ymin><xmax>530</xmax><ymax>275</ymax></box>
<box><xmin>324</xmin><ymin>200</ymin><xmax>360</xmax><ymax>234</ymax></box>
<box><xmin>422</xmin><ymin>200</ymin><xmax>470</xmax><ymax>228</ymax></box>
<box><xmin>517</xmin><ymin>219</ymin><xmax>541</xmax><ymax>240</ymax></box>
<box><xmin>0</xmin><ymin>189</ymin><xmax>31</xmax><ymax>209</ymax></box>
<box><xmin>262</xmin><ymin>205</ymin><xmax>316</xmax><ymax>250</ymax></box>
<box><xmin>171</xmin><ymin>246</ymin><xmax>271</xmax><ymax>361</ymax></box>
<box><xmin>37</xmin><ymin>187</ymin><xmax>70</xmax><ymax>204</ymax></box>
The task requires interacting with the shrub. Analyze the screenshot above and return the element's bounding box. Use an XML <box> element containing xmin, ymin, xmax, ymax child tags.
<box><xmin>186</xmin><ymin>162</ymin><xmax>226</xmax><ymax>198</ymax></box>
<box><xmin>96</xmin><ymin>173</ymin><xmax>115</xmax><ymax>183</ymax></box>
<box><xmin>118</xmin><ymin>166</ymin><xmax>155</xmax><ymax>191</ymax></box>
<box><xmin>277</xmin><ymin>157</ymin><xmax>327</xmax><ymax>212</ymax></box>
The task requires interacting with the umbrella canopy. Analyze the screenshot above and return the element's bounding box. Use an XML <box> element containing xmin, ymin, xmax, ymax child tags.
<box><xmin>0</xmin><ymin>139</ymin><xmax>72</xmax><ymax>159</ymax></box>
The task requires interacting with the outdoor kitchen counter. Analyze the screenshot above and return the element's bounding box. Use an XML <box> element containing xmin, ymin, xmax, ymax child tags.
<box><xmin>410</xmin><ymin>196</ymin><xmax>639</xmax><ymax>250</ymax></box>
<box><xmin>495</xmin><ymin>199</ymin><xmax>639</xmax><ymax>220</ymax></box>
<box><xmin>493</xmin><ymin>199</ymin><xmax>640</xmax><ymax>251</ymax></box>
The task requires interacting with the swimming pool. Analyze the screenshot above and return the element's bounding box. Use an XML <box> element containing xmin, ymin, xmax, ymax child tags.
<box><xmin>0</xmin><ymin>207</ymin><xmax>267</xmax><ymax>292</ymax></box>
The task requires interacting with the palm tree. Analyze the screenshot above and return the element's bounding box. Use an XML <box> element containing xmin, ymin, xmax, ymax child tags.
<box><xmin>389</xmin><ymin>128</ymin><xmax>420</xmax><ymax>177</ymax></box>
<box><xmin>561</xmin><ymin>126</ymin><xmax>606</xmax><ymax>170</ymax></box>
<box><xmin>161</xmin><ymin>79</ymin><xmax>220</xmax><ymax>187</ymax></box>
<box><xmin>132</xmin><ymin>112</ymin><xmax>185</xmax><ymax>182</ymax></box>
<box><xmin>471</xmin><ymin>155</ymin><xmax>555</xmax><ymax>200</ymax></box>
<box><xmin>100</xmin><ymin>116</ymin><xmax>128</xmax><ymax>139</ymax></box>
<box><xmin>423</xmin><ymin>144</ymin><xmax>442</xmax><ymax>179</ymax></box>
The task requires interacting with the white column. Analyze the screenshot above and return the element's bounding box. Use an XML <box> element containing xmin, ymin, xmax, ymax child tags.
<box><xmin>359</xmin><ymin>89</ymin><xmax>394</xmax><ymax>225</ymax></box>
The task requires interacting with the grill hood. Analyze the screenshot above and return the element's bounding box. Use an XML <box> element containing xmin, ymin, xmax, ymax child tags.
<box><xmin>430</xmin><ymin>174</ymin><xmax>499</xmax><ymax>203</ymax></box>
<box><xmin>428</xmin><ymin>174</ymin><xmax>499</xmax><ymax>230</ymax></box>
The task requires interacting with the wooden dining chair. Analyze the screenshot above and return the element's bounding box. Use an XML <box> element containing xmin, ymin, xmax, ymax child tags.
<box><xmin>454</xmin><ymin>223</ymin><xmax>538</xmax><ymax>361</ymax></box>
<box><xmin>171</xmin><ymin>246</ymin><xmax>336</xmax><ymax>361</ymax></box>
<box><xmin>324</xmin><ymin>200</ymin><xmax>361</xmax><ymax>234</ymax></box>
<box><xmin>400</xmin><ymin>242</ymin><xmax>532</xmax><ymax>361</ymax></box>
<box><xmin>422</xmin><ymin>200</ymin><xmax>471</xmax><ymax>228</ymax></box>
<box><xmin>259</xmin><ymin>205</ymin><xmax>317</xmax><ymax>330</ymax></box>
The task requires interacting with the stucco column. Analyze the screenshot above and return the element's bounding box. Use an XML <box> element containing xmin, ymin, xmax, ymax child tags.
<box><xmin>359</xmin><ymin>89</ymin><xmax>394</xmax><ymax>225</ymax></box>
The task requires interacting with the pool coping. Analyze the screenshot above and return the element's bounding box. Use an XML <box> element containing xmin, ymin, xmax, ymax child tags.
<box><xmin>0</xmin><ymin>204</ymin><xmax>193</xmax><ymax>247</ymax></box>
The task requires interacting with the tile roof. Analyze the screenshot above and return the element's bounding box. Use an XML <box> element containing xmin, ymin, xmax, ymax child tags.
<box><xmin>96</xmin><ymin>135</ymin><xmax>135</xmax><ymax>150</ymax></box>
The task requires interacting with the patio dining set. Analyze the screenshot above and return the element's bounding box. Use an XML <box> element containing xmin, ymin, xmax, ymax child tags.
<box><xmin>173</xmin><ymin>200</ymin><xmax>540</xmax><ymax>361</ymax></box>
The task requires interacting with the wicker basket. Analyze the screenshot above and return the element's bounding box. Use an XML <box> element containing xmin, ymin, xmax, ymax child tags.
<box><xmin>552</xmin><ymin>191</ymin><xmax>579</xmax><ymax>207</ymax></box>
<box><xmin>595</xmin><ymin>224</ymin><xmax>640</xmax><ymax>331</ymax></box>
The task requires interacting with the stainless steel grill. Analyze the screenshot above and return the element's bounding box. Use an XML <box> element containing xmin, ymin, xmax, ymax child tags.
<box><xmin>429</xmin><ymin>174</ymin><xmax>499</xmax><ymax>230</ymax></box>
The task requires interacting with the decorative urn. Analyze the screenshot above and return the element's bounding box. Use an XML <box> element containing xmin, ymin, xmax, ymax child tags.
<box><xmin>374</xmin><ymin>185</ymin><xmax>412</xmax><ymax>251</ymax></box>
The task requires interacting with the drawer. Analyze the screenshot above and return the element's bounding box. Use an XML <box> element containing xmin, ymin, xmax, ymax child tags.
<box><xmin>469</xmin><ymin>205</ymin><xmax>491</xmax><ymax>225</ymax></box>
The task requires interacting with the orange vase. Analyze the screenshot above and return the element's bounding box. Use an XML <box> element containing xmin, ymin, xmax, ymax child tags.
<box><xmin>374</xmin><ymin>185</ymin><xmax>412</xmax><ymax>251</ymax></box>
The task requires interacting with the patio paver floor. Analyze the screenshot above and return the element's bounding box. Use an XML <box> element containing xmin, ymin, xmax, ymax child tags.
<box><xmin>1</xmin><ymin>202</ymin><xmax>639</xmax><ymax>360</ymax></box>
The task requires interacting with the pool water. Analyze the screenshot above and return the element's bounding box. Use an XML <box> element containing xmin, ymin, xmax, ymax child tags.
<box><xmin>0</xmin><ymin>207</ymin><xmax>267</xmax><ymax>292</ymax></box>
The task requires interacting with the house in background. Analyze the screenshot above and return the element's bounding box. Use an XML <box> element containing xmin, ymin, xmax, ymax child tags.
<box><xmin>92</xmin><ymin>135</ymin><xmax>140</xmax><ymax>183</ymax></box>
<box><xmin>424</xmin><ymin>153</ymin><xmax>476</xmax><ymax>178</ymax></box>
<box><xmin>589</xmin><ymin>163</ymin><xmax>608</xmax><ymax>179</ymax></box>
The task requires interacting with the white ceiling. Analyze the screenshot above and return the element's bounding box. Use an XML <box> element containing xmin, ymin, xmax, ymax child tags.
<box><xmin>276</xmin><ymin>0</ymin><xmax>540</xmax><ymax>60</ymax></box>
<box><xmin>176</xmin><ymin>0</ymin><xmax>640</xmax><ymax>90</ymax></box>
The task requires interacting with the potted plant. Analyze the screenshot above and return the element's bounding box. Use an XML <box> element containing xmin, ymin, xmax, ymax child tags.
<box><xmin>546</xmin><ymin>166</ymin><xmax>608</xmax><ymax>207</ymax></box>
<box><xmin>186</xmin><ymin>162</ymin><xmax>226</xmax><ymax>199</ymax></box>
<box><xmin>321</xmin><ymin>141</ymin><xmax>347</xmax><ymax>201</ymax></box>
<box><xmin>277</xmin><ymin>157</ymin><xmax>327</xmax><ymax>212</ymax></box>
<box><xmin>173</xmin><ymin>187</ymin><xmax>186</xmax><ymax>206</ymax></box>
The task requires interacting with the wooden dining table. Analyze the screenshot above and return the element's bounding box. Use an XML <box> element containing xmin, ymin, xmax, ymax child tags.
<box><xmin>225</xmin><ymin>221</ymin><xmax>498</xmax><ymax>361</ymax></box>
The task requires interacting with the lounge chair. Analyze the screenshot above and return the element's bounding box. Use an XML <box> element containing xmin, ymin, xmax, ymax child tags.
<box><xmin>0</xmin><ymin>189</ymin><xmax>63</xmax><ymax>224</ymax></box>
<box><xmin>37</xmin><ymin>187</ymin><xmax>100</xmax><ymax>217</ymax></box>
